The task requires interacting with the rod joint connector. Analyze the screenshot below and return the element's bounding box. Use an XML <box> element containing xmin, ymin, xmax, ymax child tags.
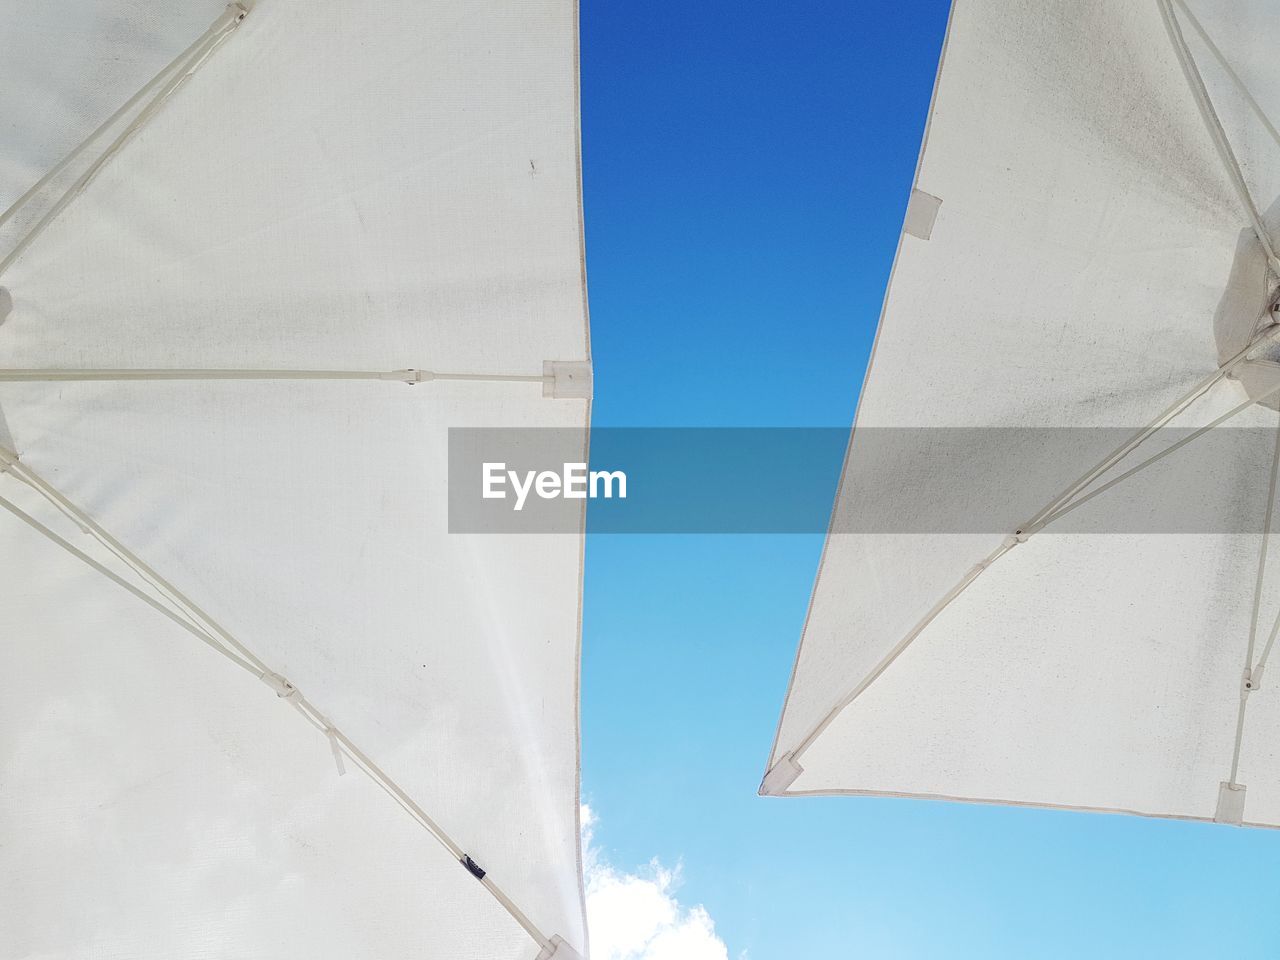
<box><xmin>1244</xmin><ymin>666</ymin><xmax>1263</xmax><ymax>693</ymax></box>
<box><xmin>1003</xmin><ymin>529</ymin><xmax>1031</xmax><ymax>550</ymax></box>
<box><xmin>384</xmin><ymin>369</ymin><xmax>434</xmax><ymax>384</ymax></box>
<box><xmin>261</xmin><ymin>671</ymin><xmax>298</xmax><ymax>699</ymax></box>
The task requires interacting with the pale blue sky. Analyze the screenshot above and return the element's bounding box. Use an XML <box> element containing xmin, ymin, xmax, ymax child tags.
<box><xmin>578</xmin><ymin>1</ymin><xmax>1280</xmax><ymax>957</ymax></box>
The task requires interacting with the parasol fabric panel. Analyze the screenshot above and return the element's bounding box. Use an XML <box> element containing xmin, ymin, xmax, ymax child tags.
<box><xmin>0</xmin><ymin>1</ymin><xmax>589</xmax><ymax>958</ymax></box>
<box><xmin>764</xmin><ymin>0</ymin><xmax>1280</xmax><ymax>828</ymax></box>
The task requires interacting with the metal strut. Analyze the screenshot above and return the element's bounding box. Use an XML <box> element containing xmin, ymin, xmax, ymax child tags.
<box><xmin>1170</xmin><ymin>0</ymin><xmax>1280</xmax><ymax>170</ymax></box>
<box><xmin>0</xmin><ymin>368</ymin><xmax>548</xmax><ymax>385</ymax></box>
<box><xmin>0</xmin><ymin>443</ymin><xmax>565</xmax><ymax>955</ymax></box>
<box><xmin>0</xmin><ymin>365</ymin><xmax>593</xmax><ymax>399</ymax></box>
<box><xmin>1220</xmin><ymin>410</ymin><xmax>1280</xmax><ymax>822</ymax></box>
<box><xmin>0</xmin><ymin>4</ymin><xmax>251</xmax><ymax>277</ymax></box>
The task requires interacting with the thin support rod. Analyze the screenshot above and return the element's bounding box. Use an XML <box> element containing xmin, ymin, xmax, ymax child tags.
<box><xmin>0</xmin><ymin>368</ymin><xmax>549</xmax><ymax>385</ymax></box>
<box><xmin>1227</xmin><ymin>413</ymin><xmax>1280</xmax><ymax>786</ymax></box>
<box><xmin>1</xmin><ymin>445</ymin><xmax>268</xmax><ymax>674</ymax></box>
<box><xmin>1246</xmin><ymin>416</ymin><xmax>1280</xmax><ymax>666</ymax></box>
<box><xmin>283</xmin><ymin>693</ymin><xmax>551</xmax><ymax>951</ymax></box>
<box><xmin>1228</xmin><ymin>683</ymin><xmax>1251</xmax><ymax>787</ymax></box>
<box><xmin>1158</xmin><ymin>0</ymin><xmax>1280</xmax><ymax>275</ymax></box>
<box><xmin>0</xmin><ymin>5</ymin><xmax>247</xmax><ymax>277</ymax></box>
<box><xmin>1034</xmin><ymin>379</ymin><xmax>1280</xmax><ymax>531</ymax></box>
<box><xmin>1255</xmin><ymin>620</ymin><xmax>1280</xmax><ymax>679</ymax></box>
<box><xmin>0</xmin><ymin>492</ymin><xmax>259</xmax><ymax>675</ymax></box>
<box><xmin>785</xmin><ymin>325</ymin><xmax>1280</xmax><ymax>766</ymax></box>
<box><xmin>1022</xmin><ymin>328</ymin><xmax>1274</xmax><ymax>533</ymax></box>
<box><xmin>1171</xmin><ymin>0</ymin><xmax>1280</xmax><ymax>159</ymax></box>
<box><xmin>0</xmin><ymin>9</ymin><xmax>232</xmax><ymax>234</ymax></box>
<box><xmin>789</xmin><ymin>535</ymin><xmax>1018</xmax><ymax>760</ymax></box>
<box><xmin>0</xmin><ymin>451</ymin><xmax>554</xmax><ymax>953</ymax></box>
<box><xmin>1252</xmin><ymin>568</ymin><xmax>1280</xmax><ymax>682</ymax></box>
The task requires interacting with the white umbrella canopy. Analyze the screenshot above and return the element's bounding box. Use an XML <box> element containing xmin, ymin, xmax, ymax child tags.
<box><xmin>0</xmin><ymin>2</ymin><xmax>589</xmax><ymax>958</ymax></box>
<box><xmin>764</xmin><ymin>0</ymin><xmax>1280</xmax><ymax>828</ymax></box>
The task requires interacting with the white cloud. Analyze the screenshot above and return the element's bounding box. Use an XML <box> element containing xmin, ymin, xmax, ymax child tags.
<box><xmin>581</xmin><ymin>805</ymin><xmax>731</xmax><ymax>960</ymax></box>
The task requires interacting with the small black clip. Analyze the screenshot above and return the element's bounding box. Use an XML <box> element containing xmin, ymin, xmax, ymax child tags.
<box><xmin>461</xmin><ymin>855</ymin><xmax>486</xmax><ymax>881</ymax></box>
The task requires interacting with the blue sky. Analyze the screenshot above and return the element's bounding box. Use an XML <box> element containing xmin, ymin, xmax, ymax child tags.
<box><xmin>578</xmin><ymin>2</ymin><xmax>1280</xmax><ymax>958</ymax></box>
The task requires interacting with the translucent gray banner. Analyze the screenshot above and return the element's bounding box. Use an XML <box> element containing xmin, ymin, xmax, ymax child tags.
<box><xmin>447</xmin><ymin>427</ymin><xmax>1280</xmax><ymax>534</ymax></box>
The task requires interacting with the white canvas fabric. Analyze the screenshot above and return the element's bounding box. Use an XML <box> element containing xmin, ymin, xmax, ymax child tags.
<box><xmin>0</xmin><ymin>2</ymin><xmax>590</xmax><ymax>958</ymax></box>
<box><xmin>765</xmin><ymin>0</ymin><xmax>1280</xmax><ymax>828</ymax></box>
